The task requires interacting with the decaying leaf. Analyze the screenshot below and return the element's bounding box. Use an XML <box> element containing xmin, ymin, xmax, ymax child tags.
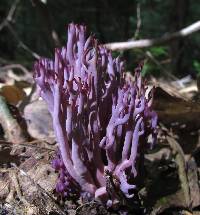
<box><xmin>0</xmin><ymin>85</ymin><xmax>26</xmax><ymax>105</ymax></box>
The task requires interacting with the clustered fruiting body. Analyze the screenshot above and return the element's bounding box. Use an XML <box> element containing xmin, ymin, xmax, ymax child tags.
<box><xmin>34</xmin><ymin>23</ymin><xmax>157</xmax><ymax>206</ymax></box>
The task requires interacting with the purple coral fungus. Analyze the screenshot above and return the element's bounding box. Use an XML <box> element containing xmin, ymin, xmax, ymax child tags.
<box><xmin>33</xmin><ymin>23</ymin><xmax>157</xmax><ymax>205</ymax></box>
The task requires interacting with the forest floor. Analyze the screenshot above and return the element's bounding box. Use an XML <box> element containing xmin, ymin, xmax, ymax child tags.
<box><xmin>0</xmin><ymin>70</ymin><xmax>199</xmax><ymax>215</ymax></box>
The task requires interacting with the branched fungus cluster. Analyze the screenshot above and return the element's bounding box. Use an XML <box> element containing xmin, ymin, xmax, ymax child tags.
<box><xmin>34</xmin><ymin>23</ymin><xmax>157</xmax><ymax>206</ymax></box>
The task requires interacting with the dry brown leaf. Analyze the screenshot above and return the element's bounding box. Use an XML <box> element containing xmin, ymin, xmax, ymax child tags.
<box><xmin>0</xmin><ymin>85</ymin><xmax>26</xmax><ymax>105</ymax></box>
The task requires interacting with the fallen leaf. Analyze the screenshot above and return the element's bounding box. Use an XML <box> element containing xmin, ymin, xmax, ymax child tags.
<box><xmin>0</xmin><ymin>85</ymin><xmax>26</xmax><ymax>105</ymax></box>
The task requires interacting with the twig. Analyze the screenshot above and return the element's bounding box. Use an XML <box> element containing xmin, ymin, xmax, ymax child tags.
<box><xmin>9</xmin><ymin>170</ymin><xmax>29</xmax><ymax>206</ymax></box>
<box><xmin>0</xmin><ymin>64</ymin><xmax>30</xmax><ymax>76</ymax></box>
<box><xmin>6</xmin><ymin>23</ymin><xmax>40</xmax><ymax>59</ymax></box>
<box><xmin>5</xmin><ymin>182</ymin><xmax>15</xmax><ymax>203</ymax></box>
<box><xmin>0</xmin><ymin>181</ymin><xmax>9</xmax><ymax>195</ymax></box>
<box><xmin>0</xmin><ymin>0</ymin><xmax>40</xmax><ymax>60</ymax></box>
<box><xmin>0</xmin><ymin>63</ymin><xmax>33</xmax><ymax>85</ymax></box>
<box><xmin>145</xmin><ymin>51</ymin><xmax>178</xmax><ymax>81</ymax></box>
<box><xmin>0</xmin><ymin>0</ymin><xmax>20</xmax><ymax>31</ymax></box>
<box><xmin>105</xmin><ymin>20</ymin><xmax>200</xmax><ymax>50</ymax></box>
<box><xmin>7</xmin><ymin>0</ymin><xmax>20</xmax><ymax>22</ymax></box>
<box><xmin>134</xmin><ymin>3</ymin><xmax>141</xmax><ymax>39</ymax></box>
